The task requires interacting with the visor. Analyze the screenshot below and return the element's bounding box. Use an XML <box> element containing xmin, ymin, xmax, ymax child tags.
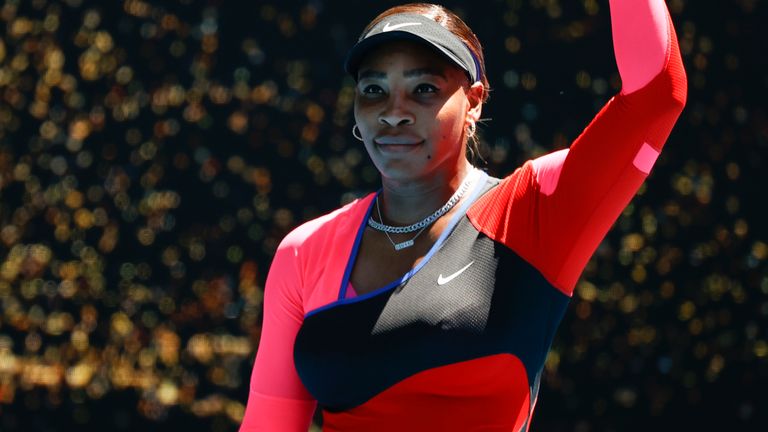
<box><xmin>344</xmin><ymin>13</ymin><xmax>481</xmax><ymax>83</ymax></box>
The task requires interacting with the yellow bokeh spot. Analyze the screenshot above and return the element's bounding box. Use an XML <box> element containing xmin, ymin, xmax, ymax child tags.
<box><xmin>678</xmin><ymin>301</ymin><xmax>696</xmax><ymax>321</ymax></box>
<box><xmin>74</xmin><ymin>208</ymin><xmax>95</xmax><ymax>229</ymax></box>
<box><xmin>576</xmin><ymin>281</ymin><xmax>597</xmax><ymax>302</ymax></box>
<box><xmin>69</xmin><ymin>118</ymin><xmax>92</xmax><ymax>140</ymax></box>
<box><xmin>59</xmin><ymin>261</ymin><xmax>80</xmax><ymax>280</ymax></box>
<box><xmin>754</xmin><ymin>341</ymin><xmax>768</xmax><ymax>358</ymax></box>
<box><xmin>111</xmin><ymin>312</ymin><xmax>134</xmax><ymax>338</ymax></box>
<box><xmin>66</xmin><ymin>363</ymin><xmax>94</xmax><ymax>388</ymax></box>
<box><xmin>156</xmin><ymin>380</ymin><xmax>179</xmax><ymax>405</ymax></box>
<box><xmin>94</xmin><ymin>31</ymin><xmax>114</xmax><ymax>53</ymax></box>
<box><xmin>65</xmin><ymin>190</ymin><xmax>84</xmax><ymax>209</ymax></box>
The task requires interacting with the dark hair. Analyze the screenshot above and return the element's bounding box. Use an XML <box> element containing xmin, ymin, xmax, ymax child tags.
<box><xmin>360</xmin><ymin>3</ymin><xmax>490</xmax><ymax>165</ymax></box>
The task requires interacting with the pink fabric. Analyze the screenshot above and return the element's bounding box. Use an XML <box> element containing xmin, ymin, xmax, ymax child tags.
<box><xmin>240</xmin><ymin>391</ymin><xmax>316</xmax><ymax>432</ymax></box>
<box><xmin>531</xmin><ymin>149</ymin><xmax>568</xmax><ymax>196</ymax></box>
<box><xmin>610</xmin><ymin>0</ymin><xmax>671</xmax><ymax>94</ymax></box>
<box><xmin>345</xmin><ymin>283</ymin><xmax>358</xmax><ymax>299</ymax></box>
<box><xmin>632</xmin><ymin>142</ymin><xmax>660</xmax><ymax>174</ymax></box>
<box><xmin>240</xmin><ymin>194</ymin><xmax>376</xmax><ymax>431</ymax></box>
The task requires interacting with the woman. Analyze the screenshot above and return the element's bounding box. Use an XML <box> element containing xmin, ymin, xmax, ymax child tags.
<box><xmin>241</xmin><ymin>0</ymin><xmax>686</xmax><ymax>430</ymax></box>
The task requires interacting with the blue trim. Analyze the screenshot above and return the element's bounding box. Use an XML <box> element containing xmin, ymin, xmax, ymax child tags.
<box><xmin>468</xmin><ymin>48</ymin><xmax>483</xmax><ymax>83</ymax></box>
<box><xmin>337</xmin><ymin>194</ymin><xmax>378</xmax><ymax>301</ymax></box>
<box><xmin>523</xmin><ymin>367</ymin><xmax>544</xmax><ymax>432</ymax></box>
<box><xmin>388</xmin><ymin>170</ymin><xmax>488</xmax><ymax>286</ymax></box>
<box><xmin>305</xmin><ymin>171</ymin><xmax>489</xmax><ymax>318</ymax></box>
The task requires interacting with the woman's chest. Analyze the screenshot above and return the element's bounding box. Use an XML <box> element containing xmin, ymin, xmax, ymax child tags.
<box><xmin>294</xmin><ymin>217</ymin><xmax>571</xmax><ymax>411</ymax></box>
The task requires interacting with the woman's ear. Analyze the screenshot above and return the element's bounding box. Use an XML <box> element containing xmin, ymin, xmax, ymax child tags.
<box><xmin>466</xmin><ymin>81</ymin><xmax>484</xmax><ymax>123</ymax></box>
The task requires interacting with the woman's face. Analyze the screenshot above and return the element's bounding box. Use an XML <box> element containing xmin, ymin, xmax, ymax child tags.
<box><xmin>353</xmin><ymin>40</ymin><xmax>482</xmax><ymax>182</ymax></box>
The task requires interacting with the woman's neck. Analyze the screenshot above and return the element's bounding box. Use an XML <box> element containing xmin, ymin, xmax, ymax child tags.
<box><xmin>378</xmin><ymin>160</ymin><xmax>474</xmax><ymax>225</ymax></box>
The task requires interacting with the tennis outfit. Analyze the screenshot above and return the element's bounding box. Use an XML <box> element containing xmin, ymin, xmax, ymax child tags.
<box><xmin>241</xmin><ymin>0</ymin><xmax>687</xmax><ymax>430</ymax></box>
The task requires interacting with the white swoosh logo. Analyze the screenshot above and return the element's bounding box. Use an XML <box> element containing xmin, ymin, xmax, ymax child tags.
<box><xmin>382</xmin><ymin>22</ymin><xmax>422</xmax><ymax>32</ymax></box>
<box><xmin>437</xmin><ymin>261</ymin><xmax>475</xmax><ymax>286</ymax></box>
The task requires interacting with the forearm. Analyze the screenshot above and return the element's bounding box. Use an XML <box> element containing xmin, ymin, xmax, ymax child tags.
<box><xmin>609</xmin><ymin>0</ymin><xmax>674</xmax><ymax>94</ymax></box>
<box><xmin>240</xmin><ymin>391</ymin><xmax>316</xmax><ymax>431</ymax></box>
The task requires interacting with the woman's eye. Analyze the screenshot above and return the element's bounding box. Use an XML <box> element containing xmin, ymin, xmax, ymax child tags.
<box><xmin>415</xmin><ymin>84</ymin><xmax>438</xmax><ymax>94</ymax></box>
<box><xmin>362</xmin><ymin>84</ymin><xmax>384</xmax><ymax>94</ymax></box>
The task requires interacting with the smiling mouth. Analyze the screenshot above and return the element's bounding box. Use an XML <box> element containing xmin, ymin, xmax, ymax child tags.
<box><xmin>374</xmin><ymin>137</ymin><xmax>425</xmax><ymax>153</ymax></box>
<box><xmin>375</xmin><ymin>141</ymin><xmax>424</xmax><ymax>153</ymax></box>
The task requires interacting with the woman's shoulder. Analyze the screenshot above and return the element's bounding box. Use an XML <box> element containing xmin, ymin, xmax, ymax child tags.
<box><xmin>278</xmin><ymin>192</ymin><xmax>376</xmax><ymax>252</ymax></box>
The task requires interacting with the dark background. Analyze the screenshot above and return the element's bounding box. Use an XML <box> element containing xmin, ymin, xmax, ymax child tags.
<box><xmin>0</xmin><ymin>0</ymin><xmax>766</xmax><ymax>430</ymax></box>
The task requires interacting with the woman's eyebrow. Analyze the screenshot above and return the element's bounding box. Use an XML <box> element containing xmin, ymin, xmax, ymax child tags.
<box><xmin>358</xmin><ymin>70</ymin><xmax>386</xmax><ymax>80</ymax></box>
<box><xmin>403</xmin><ymin>67</ymin><xmax>446</xmax><ymax>79</ymax></box>
<box><xmin>358</xmin><ymin>67</ymin><xmax>446</xmax><ymax>80</ymax></box>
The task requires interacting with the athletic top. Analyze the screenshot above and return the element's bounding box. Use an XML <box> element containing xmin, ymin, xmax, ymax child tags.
<box><xmin>240</xmin><ymin>0</ymin><xmax>687</xmax><ymax>430</ymax></box>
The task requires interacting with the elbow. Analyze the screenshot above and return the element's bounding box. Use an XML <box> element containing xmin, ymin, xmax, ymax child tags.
<box><xmin>666</xmin><ymin>22</ymin><xmax>688</xmax><ymax>113</ymax></box>
<box><xmin>663</xmin><ymin>73</ymin><xmax>687</xmax><ymax>121</ymax></box>
<box><xmin>653</xmin><ymin>37</ymin><xmax>687</xmax><ymax>118</ymax></box>
<box><xmin>667</xmin><ymin>57</ymin><xmax>688</xmax><ymax>116</ymax></box>
<box><xmin>657</xmin><ymin>76</ymin><xmax>687</xmax><ymax>124</ymax></box>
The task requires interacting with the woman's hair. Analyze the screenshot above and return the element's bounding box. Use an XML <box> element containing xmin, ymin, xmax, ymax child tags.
<box><xmin>360</xmin><ymin>3</ymin><xmax>490</xmax><ymax>166</ymax></box>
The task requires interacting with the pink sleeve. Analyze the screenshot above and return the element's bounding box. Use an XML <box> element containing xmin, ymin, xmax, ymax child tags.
<box><xmin>240</xmin><ymin>235</ymin><xmax>316</xmax><ymax>431</ymax></box>
<box><xmin>610</xmin><ymin>0</ymin><xmax>672</xmax><ymax>94</ymax></box>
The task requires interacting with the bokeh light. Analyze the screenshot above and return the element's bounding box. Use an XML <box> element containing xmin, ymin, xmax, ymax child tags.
<box><xmin>0</xmin><ymin>0</ymin><xmax>766</xmax><ymax>431</ymax></box>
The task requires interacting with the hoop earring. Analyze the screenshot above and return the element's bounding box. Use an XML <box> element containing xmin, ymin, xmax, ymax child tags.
<box><xmin>352</xmin><ymin>124</ymin><xmax>363</xmax><ymax>141</ymax></box>
<box><xmin>467</xmin><ymin>122</ymin><xmax>476</xmax><ymax>138</ymax></box>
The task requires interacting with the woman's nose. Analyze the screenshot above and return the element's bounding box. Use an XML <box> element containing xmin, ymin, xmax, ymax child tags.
<box><xmin>378</xmin><ymin>99</ymin><xmax>414</xmax><ymax>127</ymax></box>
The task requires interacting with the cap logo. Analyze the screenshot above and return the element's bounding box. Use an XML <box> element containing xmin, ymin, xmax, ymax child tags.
<box><xmin>382</xmin><ymin>22</ymin><xmax>422</xmax><ymax>32</ymax></box>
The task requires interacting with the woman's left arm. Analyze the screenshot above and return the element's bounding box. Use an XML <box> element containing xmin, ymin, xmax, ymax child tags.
<box><xmin>526</xmin><ymin>0</ymin><xmax>688</xmax><ymax>294</ymax></box>
<box><xmin>469</xmin><ymin>0</ymin><xmax>687</xmax><ymax>297</ymax></box>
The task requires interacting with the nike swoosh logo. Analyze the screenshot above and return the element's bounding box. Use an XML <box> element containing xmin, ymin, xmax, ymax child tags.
<box><xmin>437</xmin><ymin>261</ymin><xmax>475</xmax><ymax>286</ymax></box>
<box><xmin>382</xmin><ymin>22</ymin><xmax>422</xmax><ymax>32</ymax></box>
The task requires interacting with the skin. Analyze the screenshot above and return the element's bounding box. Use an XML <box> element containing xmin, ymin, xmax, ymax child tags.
<box><xmin>349</xmin><ymin>40</ymin><xmax>485</xmax><ymax>295</ymax></box>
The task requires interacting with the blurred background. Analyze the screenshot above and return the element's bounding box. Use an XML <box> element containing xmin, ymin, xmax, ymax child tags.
<box><xmin>0</xmin><ymin>0</ymin><xmax>766</xmax><ymax>430</ymax></box>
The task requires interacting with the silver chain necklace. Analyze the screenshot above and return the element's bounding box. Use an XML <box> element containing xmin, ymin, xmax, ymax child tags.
<box><xmin>375</xmin><ymin>199</ymin><xmax>429</xmax><ymax>251</ymax></box>
<box><xmin>369</xmin><ymin>169</ymin><xmax>477</xmax><ymax>250</ymax></box>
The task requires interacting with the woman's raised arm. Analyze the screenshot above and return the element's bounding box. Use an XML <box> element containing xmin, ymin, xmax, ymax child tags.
<box><xmin>468</xmin><ymin>0</ymin><xmax>687</xmax><ymax>295</ymax></box>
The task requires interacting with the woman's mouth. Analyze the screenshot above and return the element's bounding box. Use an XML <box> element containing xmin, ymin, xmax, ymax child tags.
<box><xmin>374</xmin><ymin>136</ymin><xmax>425</xmax><ymax>153</ymax></box>
<box><xmin>376</xmin><ymin>142</ymin><xmax>424</xmax><ymax>153</ymax></box>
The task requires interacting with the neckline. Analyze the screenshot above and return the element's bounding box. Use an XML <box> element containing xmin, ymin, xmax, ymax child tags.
<box><xmin>338</xmin><ymin>170</ymin><xmax>489</xmax><ymax>303</ymax></box>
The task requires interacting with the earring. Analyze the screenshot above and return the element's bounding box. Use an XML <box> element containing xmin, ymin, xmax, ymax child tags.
<box><xmin>467</xmin><ymin>122</ymin><xmax>476</xmax><ymax>138</ymax></box>
<box><xmin>352</xmin><ymin>124</ymin><xmax>363</xmax><ymax>141</ymax></box>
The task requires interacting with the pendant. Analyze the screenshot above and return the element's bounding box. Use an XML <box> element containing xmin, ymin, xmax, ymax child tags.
<box><xmin>393</xmin><ymin>239</ymin><xmax>415</xmax><ymax>250</ymax></box>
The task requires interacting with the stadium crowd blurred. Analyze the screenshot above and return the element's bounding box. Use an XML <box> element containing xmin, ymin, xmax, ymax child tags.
<box><xmin>0</xmin><ymin>0</ymin><xmax>766</xmax><ymax>430</ymax></box>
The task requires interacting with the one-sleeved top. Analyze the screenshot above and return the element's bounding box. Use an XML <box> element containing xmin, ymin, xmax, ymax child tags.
<box><xmin>240</xmin><ymin>0</ymin><xmax>687</xmax><ymax>430</ymax></box>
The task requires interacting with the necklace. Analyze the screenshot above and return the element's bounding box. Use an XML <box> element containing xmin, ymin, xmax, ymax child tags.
<box><xmin>375</xmin><ymin>199</ymin><xmax>429</xmax><ymax>251</ymax></box>
<box><xmin>369</xmin><ymin>169</ymin><xmax>477</xmax><ymax>250</ymax></box>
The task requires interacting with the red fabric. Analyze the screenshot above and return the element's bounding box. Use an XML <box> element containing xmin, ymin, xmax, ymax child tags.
<box><xmin>240</xmin><ymin>1</ymin><xmax>687</xmax><ymax>429</ymax></box>
<box><xmin>467</xmin><ymin>13</ymin><xmax>686</xmax><ymax>297</ymax></box>
<box><xmin>322</xmin><ymin>354</ymin><xmax>530</xmax><ymax>432</ymax></box>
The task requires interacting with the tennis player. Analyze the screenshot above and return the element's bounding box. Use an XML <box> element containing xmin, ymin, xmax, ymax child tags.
<box><xmin>240</xmin><ymin>0</ymin><xmax>687</xmax><ymax>430</ymax></box>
